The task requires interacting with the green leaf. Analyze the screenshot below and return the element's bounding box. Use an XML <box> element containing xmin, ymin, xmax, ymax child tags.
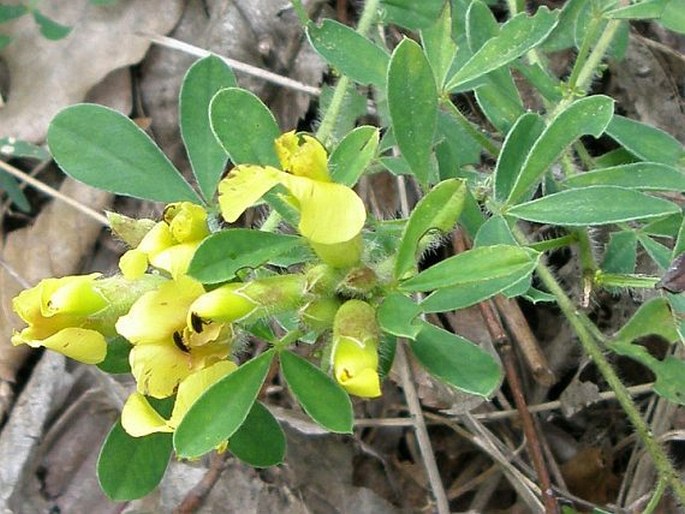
<box><xmin>601</xmin><ymin>230</ymin><xmax>637</xmax><ymax>274</ymax></box>
<box><xmin>506</xmin><ymin>96</ymin><xmax>615</xmax><ymax>204</ymax></box>
<box><xmin>445</xmin><ymin>6</ymin><xmax>558</xmax><ymax>90</ymax></box>
<box><xmin>411</xmin><ymin>321</ymin><xmax>502</xmax><ymax>397</ymax></box>
<box><xmin>280</xmin><ymin>350</ymin><xmax>353</xmax><ymax>434</ymax></box>
<box><xmin>0</xmin><ymin>4</ymin><xmax>28</xmax><ymax>23</ymax></box>
<box><xmin>48</xmin><ymin>104</ymin><xmax>199</xmax><ymax>203</ymax></box>
<box><xmin>188</xmin><ymin>229</ymin><xmax>302</xmax><ymax>284</ymax></box>
<box><xmin>32</xmin><ymin>10</ymin><xmax>71</xmax><ymax>40</ymax></box>
<box><xmin>474</xmin><ymin>215</ymin><xmax>517</xmax><ymax>247</ymax></box>
<box><xmin>97</xmin><ymin>336</ymin><xmax>131</xmax><ymax>374</ymax></box>
<box><xmin>307</xmin><ymin>19</ymin><xmax>389</xmax><ymax>86</ymax></box>
<box><xmin>637</xmin><ymin>233</ymin><xmax>671</xmax><ymax>270</ymax></box>
<box><xmin>493</xmin><ymin>113</ymin><xmax>545</xmax><ymax>203</ymax></box>
<box><xmin>435</xmin><ymin>110</ymin><xmax>482</xmax><ymax>175</ymax></box>
<box><xmin>174</xmin><ymin>350</ymin><xmax>274</xmax><ymax>458</ymax></box>
<box><xmin>380</xmin><ymin>0</ymin><xmax>445</xmax><ymax>30</ymax></box>
<box><xmin>0</xmin><ymin>35</ymin><xmax>11</xmax><ymax>50</ymax></box>
<box><xmin>0</xmin><ymin>137</ymin><xmax>50</xmax><ymax>160</ymax></box>
<box><xmin>542</xmin><ymin>0</ymin><xmax>585</xmax><ymax>51</ymax></box>
<box><xmin>328</xmin><ymin>126</ymin><xmax>379</xmax><ymax>186</ymax></box>
<box><xmin>210</xmin><ymin>88</ymin><xmax>280</xmax><ymax>167</ymax></box>
<box><xmin>606</xmin><ymin>115</ymin><xmax>684</xmax><ymax>167</ymax></box>
<box><xmin>610</xmin><ymin>341</ymin><xmax>685</xmax><ymax>405</ymax></box>
<box><xmin>97</xmin><ymin>421</ymin><xmax>171</xmax><ymax>501</ymax></box>
<box><xmin>387</xmin><ymin>38</ymin><xmax>438</xmax><ymax>186</ymax></box>
<box><xmin>473</xmin><ymin>215</ymin><xmax>529</xmax><ymax>296</ymax></box>
<box><xmin>180</xmin><ymin>55</ymin><xmax>237</xmax><ymax>201</ymax></box>
<box><xmin>0</xmin><ymin>170</ymin><xmax>30</xmax><ymax>212</ymax></box>
<box><xmin>400</xmin><ymin>244</ymin><xmax>539</xmax><ymax>292</ymax></box>
<box><xmin>421</xmin><ymin>268</ymin><xmax>535</xmax><ymax>312</ymax></box>
<box><xmin>615</xmin><ymin>297</ymin><xmax>679</xmax><ymax>343</ymax></box>
<box><xmin>467</xmin><ymin>1</ymin><xmax>524</xmax><ymax>132</ymax></box>
<box><xmin>394</xmin><ymin>179</ymin><xmax>467</xmax><ymax>280</ymax></box>
<box><xmin>229</xmin><ymin>401</ymin><xmax>285</xmax><ymax>467</ymax></box>
<box><xmin>377</xmin><ymin>293</ymin><xmax>422</xmax><ymax>339</ymax></box>
<box><xmin>421</xmin><ymin>2</ymin><xmax>458</xmax><ymax>89</ymax></box>
<box><xmin>508</xmin><ymin>186</ymin><xmax>680</xmax><ymax>226</ymax></box>
<box><xmin>564</xmin><ymin>163</ymin><xmax>685</xmax><ymax>191</ymax></box>
<box><xmin>659</xmin><ymin>0</ymin><xmax>685</xmax><ymax>34</ymax></box>
<box><xmin>605</xmin><ymin>0</ymin><xmax>667</xmax><ymax>19</ymax></box>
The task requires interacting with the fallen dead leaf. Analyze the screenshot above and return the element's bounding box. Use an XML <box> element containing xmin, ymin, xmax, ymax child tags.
<box><xmin>0</xmin><ymin>0</ymin><xmax>183</xmax><ymax>142</ymax></box>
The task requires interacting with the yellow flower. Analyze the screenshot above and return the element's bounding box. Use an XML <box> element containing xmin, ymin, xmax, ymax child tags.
<box><xmin>119</xmin><ymin>202</ymin><xmax>209</xmax><ymax>280</ymax></box>
<box><xmin>115</xmin><ymin>276</ymin><xmax>232</xmax><ymax>398</ymax></box>
<box><xmin>121</xmin><ymin>360</ymin><xmax>237</xmax><ymax>437</ymax></box>
<box><xmin>11</xmin><ymin>274</ymin><xmax>109</xmax><ymax>364</ymax></box>
<box><xmin>331</xmin><ymin>300</ymin><xmax>381</xmax><ymax>398</ymax></box>
<box><xmin>217</xmin><ymin>131</ymin><xmax>366</xmax><ymax>247</ymax></box>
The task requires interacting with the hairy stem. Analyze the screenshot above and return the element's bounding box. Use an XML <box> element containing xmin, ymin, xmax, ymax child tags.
<box><xmin>316</xmin><ymin>0</ymin><xmax>381</xmax><ymax>146</ymax></box>
<box><xmin>514</xmin><ymin>226</ymin><xmax>685</xmax><ymax>504</ymax></box>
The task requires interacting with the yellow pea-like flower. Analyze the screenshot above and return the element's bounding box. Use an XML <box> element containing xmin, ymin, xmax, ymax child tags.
<box><xmin>121</xmin><ymin>360</ymin><xmax>238</xmax><ymax>437</ymax></box>
<box><xmin>115</xmin><ymin>276</ymin><xmax>232</xmax><ymax>399</ymax></box>
<box><xmin>217</xmin><ymin>131</ymin><xmax>366</xmax><ymax>249</ymax></box>
<box><xmin>331</xmin><ymin>299</ymin><xmax>381</xmax><ymax>398</ymax></box>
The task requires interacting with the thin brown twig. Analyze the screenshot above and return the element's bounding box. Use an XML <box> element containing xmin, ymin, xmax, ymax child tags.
<box><xmin>453</xmin><ymin>231</ymin><xmax>559</xmax><ymax>513</ymax></box>
<box><xmin>173</xmin><ymin>452</ymin><xmax>231</xmax><ymax>514</ymax></box>
<box><xmin>0</xmin><ymin>160</ymin><xmax>109</xmax><ymax>225</ymax></box>
<box><xmin>395</xmin><ymin>341</ymin><xmax>451</xmax><ymax>514</ymax></box>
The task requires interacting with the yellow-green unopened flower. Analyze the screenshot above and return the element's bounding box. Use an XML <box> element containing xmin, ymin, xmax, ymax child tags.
<box><xmin>217</xmin><ymin>131</ymin><xmax>366</xmax><ymax>246</ymax></box>
<box><xmin>115</xmin><ymin>276</ymin><xmax>232</xmax><ymax>398</ymax></box>
<box><xmin>11</xmin><ymin>273</ymin><xmax>165</xmax><ymax>365</ymax></box>
<box><xmin>188</xmin><ymin>274</ymin><xmax>306</xmax><ymax>330</ymax></box>
<box><xmin>121</xmin><ymin>360</ymin><xmax>237</xmax><ymax>437</ymax></box>
<box><xmin>11</xmin><ymin>274</ymin><xmax>109</xmax><ymax>364</ymax></box>
<box><xmin>119</xmin><ymin>202</ymin><xmax>209</xmax><ymax>280</ymax></box>
<box><xmin>331</xmin><ymin>299</ymin><xmax>381</xmax><ymax>398</ymax></box>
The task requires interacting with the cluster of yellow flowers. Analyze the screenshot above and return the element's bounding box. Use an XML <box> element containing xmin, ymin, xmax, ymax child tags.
<box><xmin>11</xmin><ymin>131</ymin><xmax>383</xmax><ymax>440</ymax></box>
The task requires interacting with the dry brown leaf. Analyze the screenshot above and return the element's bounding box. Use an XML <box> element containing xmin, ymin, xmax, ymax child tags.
<box><xmin>0</xmin><ymin>179</ymin><xmax>112</xmax><ymax>383</ymax></box>
<box><xmin>0</xmin><ymin>0</ymin><xmax>183</xmax><ymax>142</ymax></box>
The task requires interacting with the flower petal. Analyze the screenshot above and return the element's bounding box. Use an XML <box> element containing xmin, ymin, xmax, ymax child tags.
<box><xmin>129</xmin><ymin>341</ymin><xmax>193</xmax><ymax>398</ymax></box>
<box><xmin>40</xmin><ymin>273</ymin><xmax>106</xmax><ymax>317</ymax></box>
<box><xmin>332</xmin><ymin>336</ymin><xmax>381</xmax><ymax>398</ymax></box>
<box><xmin>148</xmin><ymin>241</ymin><xmax>200</xmax><ymax>279</ymax></box>
<box><xmin>281</xmin><ymin>175</ymin><xmax>366</xmax><ymax>244</ymax></box>
<box><xmin>218</xmin><ymin>165</ymin><xmax>282</xmax><ymax>223</ymax></box>
<box><xmin>119</xmin><ymin>249</ymin><xmax>149</xmax><ymax>280</ymax></box>
<box><xmin>40</xmin><ymin>327</ymin><xmax>107</xmax><ymax>364</ymax></box>
<box><xmin>275</xmin><ymin>131</ymin><xmax>329</xmax><ymax>181</ymax></box>
<box><xmin>164</xmin><ymin>202</ymin><xmax>209</xmax><ymax>243</ymax></box>
<box><xmin>116</xmin><ymin>276</ymin><xmax>204</xmax><ymax>345</ymax></box>
<box><xmin>121</xmin><ymin>392</ymin><xmax>173</xmax><ymax>437</ymax></box>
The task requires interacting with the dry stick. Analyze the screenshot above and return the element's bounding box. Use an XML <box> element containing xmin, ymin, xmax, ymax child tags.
<box><xmin>173</xmin><ymin>452</ymin><xmax>231</xmax><ymax>514</ymax></box>
<box><xmin>143</xmin><ymin>34</ymin><xmax>321</xmax><ymax>97</ymax></box>
<box><xmin>354</xmin><ymin>383</ymin><xmax>656</xmax><ymax>427</ymax></box>
<box><xmin>493</xmin><ymin>296</ymin><xmax>556</xmax><ymax>386</ymax></box>
<box><xmin>453</xmin><ymin>231</ymin><xmax>555</xmax><ymax>386</ymax></box>
<box><xmin>0</xmin><ymin>160</ymin><xmax>109</xmax><ymax>225</ymax></box>
<box><xmin>452</xmin><ymin>233</ymin><xmax>558</xmax><ymax>512</ymax></box>
<box><xmin>395</xmin><ymin>342</ymin><xmax>451</xmax><ymax>514</ymax></box>
<box><xmin>478</xmin><ymin>298</ymin><xmax>559</xmax><ymax>513</ymax></box>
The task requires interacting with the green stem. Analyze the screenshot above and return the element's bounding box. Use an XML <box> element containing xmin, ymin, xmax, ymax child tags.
<box><xmin>315</xmin><ymin>0</ymin><xmax>382</xmax><ymax>146</ymax></box>
<box><xmin>513</xmin><ymin>225</ymin><xmax>685</xmax><ymax>505</ymax></box>
<box><xmin>440</xmin><ymin>98</ymin><xmax>500</xmax><ymax>158</ymax></box>
<box><xmin>643</xmin><ymin>478</ymin><xmax>667</xmax><ymax>514</ymax></box>
<box><xmin>551</xmin><ymin>17</ymin><xmax>623</xmax><ymax>118</ymax></box>
<box><xmin>566</xmin><ymin>13</ymin><xmax>603</xmax><ymax>94</ymax></box>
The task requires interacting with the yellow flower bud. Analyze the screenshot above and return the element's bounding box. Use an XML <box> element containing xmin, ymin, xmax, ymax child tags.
<box><xmin>331</xmin><ymin>300</ymin><xmax>381</xmax><ymax>398</ymax></box>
